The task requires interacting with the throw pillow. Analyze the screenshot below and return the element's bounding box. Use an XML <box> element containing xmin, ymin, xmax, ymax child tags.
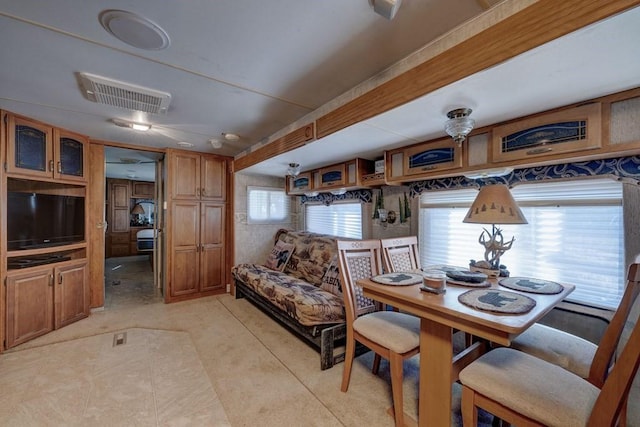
<box><xmin>320</xmin><ymin>256</ymin><xmax>342</xmax><ymax>297</ymax></box>
<box><xmin>265</xmin><ymin>240</ymin><xmax>295</xmax><ymax>271</ymax></box>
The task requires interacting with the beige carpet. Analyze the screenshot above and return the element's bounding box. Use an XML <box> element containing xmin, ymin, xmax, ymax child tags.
<box><xmin>4</xmin><ymin>293</ymin><xmax>638</xmax><ymax>426</ymax></box>
<box><xmin>0</xmin><ymin>328</ymin><xmax>228</xmax><ymax>426</ymax></box>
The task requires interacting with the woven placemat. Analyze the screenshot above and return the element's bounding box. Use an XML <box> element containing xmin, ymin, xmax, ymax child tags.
<box><xmin>499</xmin><ymin>277</ymin><xmax>564</xmax><ymax>294</ymax></box>
<box><xmin>372</xmin><ymin>272</ymin><xmax>423</xmax><ymax>286</ymax></box>
<box><xmin>458</xmin><ymin>289</ymin><xmax>536</xmax><ymax>314</ymax></box>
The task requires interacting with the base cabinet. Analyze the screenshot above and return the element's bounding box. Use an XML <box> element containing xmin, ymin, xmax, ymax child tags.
<box><xmin>5</xmin><ymin>267</ymin><xmax>54</xmax><ymax>348</ymax></box>
<box><xmin>55</xmin><ymin>261</ymin><xmax>90</xmax><ymax>329</ymax></box>
<box><xmin>5</xmin><ymin>260</ymin><xmax>88</xmax><ymax>348</ymax></box>
<box><xmin>170</xmin><ymin>201</ymin><xmax>225</xmax><ymax>299</ymax></box>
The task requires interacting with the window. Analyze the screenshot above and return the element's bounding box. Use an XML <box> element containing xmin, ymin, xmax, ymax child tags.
<box><xmin>419</xmin><ymin>178</ymin><xmax>624</xmax><ymax>309</ymax></box>
<box><xmin>247</xmin><ymin>186</ymin><xmax>290</xmax><ymax>224</ymax></box>
<box><xmin>305</xmin><ymin>202</ymin><xmax>362</xmax><ymax>239</ymax></box>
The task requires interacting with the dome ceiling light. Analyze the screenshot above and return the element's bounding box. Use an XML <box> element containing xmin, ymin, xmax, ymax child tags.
<box><xmin>444</xmin><ymin>108</ymin><xmax>475</xmax><ymax>146</ymax></box>
<box><xmin>286</xmin><ymin>163</ymin><xmax>301</xmax><ymax>177</ymax></box>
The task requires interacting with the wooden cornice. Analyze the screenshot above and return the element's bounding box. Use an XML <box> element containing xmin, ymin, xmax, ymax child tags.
<box><xmin>234</xmin><ymin>123</ymin><xmax>315</xmax><ymax>171</ymax></box>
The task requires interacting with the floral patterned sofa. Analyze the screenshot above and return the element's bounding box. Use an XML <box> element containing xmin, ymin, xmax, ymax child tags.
<box><xmin>232</xmin><ymin>229</ymin><xmax>349</xmax><ymax>370</ymax></box>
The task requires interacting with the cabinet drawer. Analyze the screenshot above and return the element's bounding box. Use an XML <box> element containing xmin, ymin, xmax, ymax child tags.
<box><xmin>110</xmin><ymin>233</ymin><xmax>129</xmax><ymax>244</ymax></box>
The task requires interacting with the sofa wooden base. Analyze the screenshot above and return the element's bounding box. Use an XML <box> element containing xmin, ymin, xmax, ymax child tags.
<box><xmin>235</xmin><ymin>278</ymin><xmax>365</xmax><ymax>370</ymax></box>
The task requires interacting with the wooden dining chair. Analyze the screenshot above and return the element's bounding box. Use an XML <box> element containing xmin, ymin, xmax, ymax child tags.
<box><xmin>510</xmin><ymin>254</ymin><xmax>640</xmax><ymax>389</ymax></box>
<box><xmin>458</xmin><ymin>260</ymin><xmax>640</xmax><ymax>427</ymax></box>
<box><xmin>380</xmin><ymin>236</ymin><xmax>421</xmax><ymax>273</ymax></box>
<box><xmin>337</xmin><ymin>239</ymin><xmax>420</xmax><ymax>427</ymax></box>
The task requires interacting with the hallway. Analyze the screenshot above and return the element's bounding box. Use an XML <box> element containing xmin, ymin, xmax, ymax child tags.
<box><xmin>104</xmin><ymin>255</ymin><xmax>162</xmax><ymax>309</ymax></box>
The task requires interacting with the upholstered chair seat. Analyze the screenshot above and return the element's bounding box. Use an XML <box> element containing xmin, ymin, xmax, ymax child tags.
<box><xmin>459</xmin><ymin>347</ymin><xmax>599</xmax><ymax>427</ymax></box>
<box><xmin>510</xmin><ymin>323</ymin><xmax>596</xmax><ymax>379</ymax></box>
<box><xmin>353</xmin><ymin>311</ymin><xmax>420</xmax><ymax>354</ymax></box>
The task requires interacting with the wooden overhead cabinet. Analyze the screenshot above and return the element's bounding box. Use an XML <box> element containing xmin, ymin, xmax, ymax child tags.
<box><xmin>131</xmin><ymin>181</ymin><xmax>154</xmax><ymax>199</ymax></box>
<box><xmin>491</xmin><ymin>103</ymin><xmax>602</xmax><ymax>163</ymax></box>
<box><xmin>5</xmin><ymin>113</ymin><xmax>87</xmax><ymax>183</ymax></box>
<box><xmin>170</xmin><ymin>151</ymin><xmax>226</xmax><ymax>201</ymax></box>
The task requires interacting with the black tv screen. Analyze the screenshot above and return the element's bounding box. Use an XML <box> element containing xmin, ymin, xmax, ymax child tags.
<box><xmin>7</xmin><ymin>192</ymin><xmax>85</xmax><ymax>250</ymax></box>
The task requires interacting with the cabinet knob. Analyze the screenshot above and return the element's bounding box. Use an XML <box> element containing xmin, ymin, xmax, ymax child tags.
<box><xmin>57</xmin><ymin>161</ymin><xmax>62</xmax><ymax>173</ymax></box>
<box><xmin>196</xmin><ymin>188</ymin><xmax>201</xmax><ymax>197</ymax></box>
<box><xmin>49</xmin><ymin>160</ymin><xmax>55</xmax><ymax>172</ymax></box>
<box><xmin>201</xmin><ymin>188</ymin><xmax>207</xmax><ymax>196</ymax></box>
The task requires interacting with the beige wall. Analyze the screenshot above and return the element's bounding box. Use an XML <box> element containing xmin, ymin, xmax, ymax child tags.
<box><xmin>367</xmin><ymin>185</ymin><xmax>419</xmax><ymax>240</ymax></box>
<box><xmin>233</xmin><ymin>173</ymin><xmax>296</xmax><ymax>265</ymax></box>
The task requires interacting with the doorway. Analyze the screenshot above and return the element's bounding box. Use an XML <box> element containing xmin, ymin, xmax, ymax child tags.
<box><xmin>103</xmin><ymin>146</ymin><xmax>164</xmax><ymax>310</ymax></box>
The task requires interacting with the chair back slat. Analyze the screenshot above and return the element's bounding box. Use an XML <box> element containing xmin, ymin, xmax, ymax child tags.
<box><xmin>380</xmin><ymin>236</ymin><xmax>421</xmax><ymax>273</ymax></box>
<box><xmin>337</xmin><ymin>240</ymin><xmax>383</xmax><ymax>321</ymax></box>
<box><xmin>589</xmin><ymin>255</ymin><xmax>640</xmax><ymax>387</ymax></box>
<box><xmin>588</xmin><ymin>263</ymin><xmax>640</xmax><ymax>425</ymax></box>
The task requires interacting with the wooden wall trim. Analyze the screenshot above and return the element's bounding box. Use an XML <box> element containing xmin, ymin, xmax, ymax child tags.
<box><xmin>315</xmin><ymin>0</ymin><xmax>640</xmax><ymax>140</ymax></box>
<box><xmin>88</xmin><ymin>144</ymin><xmax>106</xmax><ymax>308</ymax></box>
<box><xmin>90</xmin><ymin>139</ymin><xmax>166</xmax><ymax>153</ymax></box>
<box><xmin>234</xmin><ymin>123</ymin><xmax>315</xmax><ymax>171</ymax></box>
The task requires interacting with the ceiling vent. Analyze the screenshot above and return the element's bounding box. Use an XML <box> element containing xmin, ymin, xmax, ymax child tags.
<box><xmin>79</xmin><ymin>72</ymin><xmax>171</xmax><ymax>114</ymax></box>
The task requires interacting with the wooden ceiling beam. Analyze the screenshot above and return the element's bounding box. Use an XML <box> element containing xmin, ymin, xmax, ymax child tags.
<box><xmin>315</xmin><ymin>0</ymin><xmax>640</xmax><ymax>139</ymax></box>
<box><xmin>234</xmin><ymin>123</ymin><xmax>315</xmax><ymax>171</ymax></box>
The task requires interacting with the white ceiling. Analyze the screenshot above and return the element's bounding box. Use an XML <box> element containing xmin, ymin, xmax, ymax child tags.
<box><xmin>1</xmin><ymin>1</ymin><xmax>639</xmax><ymax>179</ymax></box>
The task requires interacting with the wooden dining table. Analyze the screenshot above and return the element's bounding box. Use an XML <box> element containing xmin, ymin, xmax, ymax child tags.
<box><xmin>357</xmin><ymin>276</ymin><xmax>575</xmax><ymax>427</ymax></box>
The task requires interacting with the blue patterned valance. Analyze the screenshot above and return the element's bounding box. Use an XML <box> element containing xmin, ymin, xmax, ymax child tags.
<box><xmin>301</xmin><ymin>189</ymin><xmax>372</xmax><ymax>205</ymax></box>
<box><xmin>298</xmin><ymin>156</ymin><xmax>640</xmax><ymax>202</ymax></box>
<box><xmin>409</xmin><ymin>155</ymin><xmax>640</xmax><ymax>197</ymax></box>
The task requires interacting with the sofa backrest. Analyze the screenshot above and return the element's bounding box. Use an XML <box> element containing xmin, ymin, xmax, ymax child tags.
<box><xmin>276</xmin><ymin>229</ymin><xmax>339</xmax><ymax>287</ymax></box>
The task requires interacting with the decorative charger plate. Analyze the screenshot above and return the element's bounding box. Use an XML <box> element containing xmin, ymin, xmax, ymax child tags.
<box><xmin>499</xmin><ymin>277</ymin><xmax>564</xmax><ymax>294</ymax></box>
<box><xmin>372</xmin><ymin>272</ymin><xmax>423</xmax><ymax>286</ymax></box>
<box><xmin>458</xmin><ymin>289</ymin><xmax>537</xmax><ymax>314</ymax></box>
<box><xmin>446</xmin><ymin>279</ymin><xmax>491</xmax><ymax>288</ymax></box>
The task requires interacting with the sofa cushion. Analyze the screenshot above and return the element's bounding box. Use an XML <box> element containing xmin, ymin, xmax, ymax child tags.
<box><xmin>233</xmin><ymin>263</ymin><xmax>345</xmax><ymax>326</ymax></box>
<box><xmin>264</xmin><ymin>240</ymin><xmax>295</xmax><ymax>271</ymax></box>
<box><xmin>278</xmin><ymin>230</ymin><xmax>338</xmax><ymax>287</ymax></box>
<box><xmin>320</xmin><ymin>255</ymin><xmax>342</xmax><ymax>298</ymax></box>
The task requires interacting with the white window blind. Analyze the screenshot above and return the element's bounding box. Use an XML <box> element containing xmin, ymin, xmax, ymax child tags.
<box><xmin>247</xmin><ymin>186</ymin><xmax>290</xmax><ymax>224</ymax></box>
<box><xmin>305</xmin><ymin>202</ymin><xmax>362</xmax><ymax>239</ymax></box>
<box><xmin>419</xmin><ymin>178</ymin><xmax>624</xmax><ymax>309</ymax></box>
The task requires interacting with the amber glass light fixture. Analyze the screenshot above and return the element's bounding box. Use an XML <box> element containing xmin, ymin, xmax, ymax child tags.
<box><xmin>463</xmin><ymin>184</ymin><xmax>527</xmax><ymax>271</ymax></box>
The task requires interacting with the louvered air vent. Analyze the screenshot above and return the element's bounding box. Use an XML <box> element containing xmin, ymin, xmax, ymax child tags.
<box><xmin>79</xmin><ymin>72</ymin><xmax>171</xmax><ymax>114</ymax></box>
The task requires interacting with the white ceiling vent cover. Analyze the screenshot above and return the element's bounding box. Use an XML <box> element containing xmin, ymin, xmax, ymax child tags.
<box><xmin>79</xmin><ymin>72</ymin><xmax>171</xmax><ymax>114</ymax></box>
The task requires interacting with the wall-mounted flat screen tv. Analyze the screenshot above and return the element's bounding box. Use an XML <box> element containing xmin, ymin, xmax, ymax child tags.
<box><xmin>7</xmin><ymin>192</ymin><xmax>85</xmax><ymax>250</ymax></box>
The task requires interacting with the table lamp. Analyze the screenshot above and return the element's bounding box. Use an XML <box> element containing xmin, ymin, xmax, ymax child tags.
<box><xmin>131</xmin><ymin>203</ymin><xmax>145</xmax><ymax>224</ymax></box>
<box><xmin>463</xmin><ymin>184</ymin><xmax>527</xmax><ymax>276</ymax></box>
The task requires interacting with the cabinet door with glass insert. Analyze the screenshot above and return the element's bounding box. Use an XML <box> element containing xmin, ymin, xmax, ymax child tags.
<box><xmin>54</xmin><ymin>128</ymin><xmax>87</xmax><ymax>182</ymax></box>
<box><xmin>6</xmin><ymin>114</ymin><xmax>53</xmax><ymax>179</ymax></box>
